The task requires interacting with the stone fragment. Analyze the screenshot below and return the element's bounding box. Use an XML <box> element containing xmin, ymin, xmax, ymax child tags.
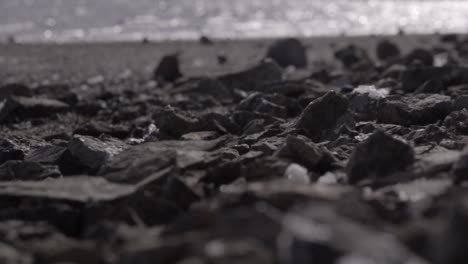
<box><xmin>0</xmin><ymin>96</ymin><xmax>69</xmax><ymax>122</ymax></box>
<box><xmin>0</xmin><ymin>138</ymin><xmax>24</xmax><ymax>165</ymax></box>
<box><xmin>376</xmin><ymin>39</ymin><xmax>401</xmax><ymax>61</ymax></box>
<box><xmin>266</xmin><ymin>38</ymin><xmax>307</xmax><ymax>68</ymax></box>
<box><xmin>218</xmin><ymin>60</ymin><xmax>283</xmax><ymax>91</ymax></box>
<box><xmin>0</xmin><ymin>160</ymin><xmax>61</xmax><ymax>181</ymax></box>
<box><xmin>153</xmin><ymin>53</ymin><xmax>182</xmax><ymax>83</ymax></box>
<box><xmin>294</xmin><ymin>91</ymin><xmax>349</xmax><ymax>141</ymax></box>
<box><xmin>346</xmin><ymin>131</ymin><xmax>415</xmax><ymax>184</ymax></box>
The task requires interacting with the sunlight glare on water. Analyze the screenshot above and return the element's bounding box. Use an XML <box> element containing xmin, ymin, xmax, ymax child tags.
<box><xmin>1</xmin><ymin>0</ymin><xmax>468</xmax><ymax>42</ymax></box>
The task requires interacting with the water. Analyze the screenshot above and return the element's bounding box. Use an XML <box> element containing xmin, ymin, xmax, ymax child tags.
<box><xmin>1</xmin><ymin>0</ymin><xmax>468</xmax><ymax>42</ymax></box>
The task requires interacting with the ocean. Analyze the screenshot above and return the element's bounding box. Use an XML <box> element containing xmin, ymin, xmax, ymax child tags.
<box><xmin>1</xmin><ymin>0</ymin><xmax>468</xmax><ymax>42</ymax></box>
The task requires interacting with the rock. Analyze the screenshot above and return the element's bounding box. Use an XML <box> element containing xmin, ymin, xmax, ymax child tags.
<box><xmin>277</xmin><ymin>135</ymin><xmax>336</xmax><ymax>173</ymax></box>
<box><xmin>171</xmin><ymin>78</ymin><xmax>232</xmax><ymax>100</ymax></box>
<box><xmin>444</xmin><ymin>109</ymin><xmax>468</xmax><ymax>134</ymax></box>
<box><xmin>25</xmin><ymin>145</ymin><xmax>66</xmax><ymax>164</ymax></box>
<box><xmin>348</xmin><ymin>85</ymin><xmax>388</xmax><ymax>121</ymax></box>
<box><xmin>0</xmin><ymin>160</ymin><xmax>61</xmax><ymax>181</ymax></box>
<box><xmin>334</xmin><ymin>45</ymin><xmax>372</xmax><ymax>69</ymax></box>
<box><xmin>453</xmin><ymin>95</ymin><xmax>468</xmax><ymax>111</ymax></box>
<box><xmin>440</xmin><ymin>34</ymin><xmax>459</xmax><ymax>43</ymax></box>
<box><xmin>100</xmin><ymin>138</ymin><xmax>225</xmax><ymax>183</ymax></box>
<box><xmin>153</xmin><ymin>106</ymin><xmax>200</xmax><ymax>138</ymax></box>
<box><xmin>405</xmin><ymin>48</ymin><xmax>434</xmax><ymax>66</ymax></box>
<box><xmin>0</xmin><ymin>139</ymin><xmax>24</xmax><ymax>165</ymax></box>
<box><xmin>284</xmin><ymin>163</ymin><xmax>310</xmax><ymax>184</ymax></box>
<box><xmin>400</xmin><ymin>66</ymin><xmax>468</xmax><ymax>92</ymax></box>
<box><xmin>0</xmin><ymin>96</ymin><xmax>69</xmax><ymax>122</ymax></box>
<box><xmin>346</xmin><ymin>131</ymin><xmax>415</xmax><ymax>184</ymax></box>
<box><xmin>266</xmin><ymin>38</ymin><xmax>307</xmax><ymax>68</ymax></box>
<box><xmin>376</xmin><ymin>39</ymin><xmax>401</xmax><ymax>61</ymax></box>
<box><xmin>414</xmin><ymin>79</ymin><xmax>445</xmax><ymax>94</ymax></box>
<box><xmin>154</xmin><ymin>53</ymin><xmax>182</xmax><ymax>83</ymax></box>
<box><xmin>0</xmin><ymin>83</ymin><xmax>32</xmax><ymax>100</ymax></box>
<box><xmin>199</xmin><ymin>35</ymin><xmax>213</xmax><ymax>45</ymax></box>
<box><xmin>237</xmin><ymin>93</ymin><xmax>288</xmax><ymax>118</ymax></box>
<box><xmin>294</xmin><ymin>91</ymin><xmax>349</xmax><ymax>141</ymax></box>
<box><xmin>68</xmin><ymin>135</ymin><xmax>127</xmax><ymax>173</ymax></box>
<box><xmin>218</xmin><ymin>60</ymin><xmax>283</xmax><ymax>91</ymax></box>
<box><xmin>377</xmin><ymin>94</ymin><xmax>453</xmax><ymax>126</ymax></box>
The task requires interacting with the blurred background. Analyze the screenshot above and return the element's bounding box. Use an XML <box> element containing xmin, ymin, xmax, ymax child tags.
<box><xmin>1</xmin><ymin>0</ymin><xmax>468</xmax><ymax>42</ymax></box>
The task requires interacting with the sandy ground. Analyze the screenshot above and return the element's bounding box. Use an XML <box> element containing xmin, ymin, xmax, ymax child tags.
<box><xmin>0</xmin><ymin>34</ymin><xmax>441</xmax><ymax>87</ymax></box>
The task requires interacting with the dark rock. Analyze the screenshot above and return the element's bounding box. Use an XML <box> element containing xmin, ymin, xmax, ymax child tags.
<box><xmin>218</xmin><ymin>60</ymin><xmax>283</xmax><ymax>91</ymax></box>
<box><xmin>294</xmin><ymin>91</ymin><xmax>349</xmax><ymax>141</ymax></box>
<box><xmin>277</xmin><ymin>135</ymin><xmax>336</xmax><ymax>173</ymax></box>
<box><xmin>0</xmin><ymin>160</ymin><xmax>61</xmax><ymax>181</ymax></box>
<box><xmin>199</xmin><ymin>35</ymin><xmax>213</xmax><ymax>45</ymax></box>
<box><xmin>453</xmin><ymin>95</ymin><xmax>468</xmax><ymax>111</ymax></box>
<box><xmin>153</xmin><ymin>106</ymin><xmax>200</xmax><ymax>138</ymax></box>
<box><xmin>266</xmin><ymin>38</ymin><xmax>307</xmax><ymax>68</ymax></box>
<box><xmin>400</xmin><ymin>66</ymin><xmax>468</xmax><ymax>92</ymax></box>
<box><xmin>376</xmin><ymin>39</ymin><xmax>401</xmax><ymax>61</ymax></box>
<box><xmin>405</xmin><ymin>48</ymin><xmax>434</xmax><ymax>66</ymax></box>
<box><xmin>237</xmin><ymin>93</ymin><xmax>288</xmax><ymax>118</ymax></box>
<box><xmin>68</xmin><ymin>135</ymin><xmax>127</xmax><ymax>173</ymax></box>
<box><xmin>334</xmin><ymin>45</ymin><xmax>372</xmax><ymax>69</ymax></box>
<box><xmin>217</xmin><ymin>54</ymin><xmax>228</xmax><ymax>65</ymax></box>
<box><xmin>25</xmin><ymin>145</ymin><xmax>66</xmax><ymax>164</ymax></box>
<box><xmin>444</xmin><ymin>109</ymin><xmax>468</xmax><ymax>134</ymax></box>
<box><xmin>346</xmin><ymin>131</ymin><xmax>415</xmax><ymax>184</ymax></box>
<box><xmin>415</xmin><ymin>79</ymin><xmax>445</xmax><ymax>94</ymax></box>
<box><xmin>171</xmin><ymin>78</ymin><xmax>232</xmax><ymax>100</ymax></box>
<box><xmin>0</xmin><ymin>139</ymin><xmax>24</xmax><ymax>165</ymax></box>
<box><xmin>348</xmin><ymin>85</ymin><xmax>388</xmax><ymax>121</ymax></box>
<box><xmin>0</xmin><ymin>96</ymin><xmax>69</xmax><ymax>122</ymax></box>
<box><xmin>0</xmin><ymin>83</ymin><xmax>32</xmax><ymax>100</ymax></box>
<box><xmin>440</xmin><ymin>34</ymin><xmax>459</xmax><ymax>43</ymax></box>
<box><xmin>377</xmin><ymin>94</ymin><xmax>452</xmax><ymax>126</ymax></box>
<box><xmin>154</xmin><ymin>53</ymin><xmax>182</xmax><ymax>83</ymax></box>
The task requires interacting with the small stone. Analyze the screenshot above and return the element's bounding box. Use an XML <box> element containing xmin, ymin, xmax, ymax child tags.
<box><xmin>68</xmin><ymin>135</ymin><xmax>127</xmax><ymax>173</ymax></box>
<box><xmin>376</xmin><ymin>39</ymin><xmax>401</xmax><ymax>61</ymax></box>
<box><xmin>347</xmin><ymin>131</ymin><xmax>414</xmax><ymax>184</ymax></box>
<box><xmin>294</xmin><ymin>91</ymin><xmax>349</xmax><ymax>141</ymax></box>
<box><xmin>199</xmin><ymin>35</ymin><xmax>213</xmax><ymax>45</ymax></box>
<box><xmin>34</xmin><ymin>84</ymin><xmax>79</xmax><ymax>105</ymax></box>
<box><xmin>154</xmin><ymin>53</ymin><xmax>182</xmax><ymax>83</ymax></box>
<box><xmin>284</xmin><ymin>163</ymin><xmax>310</xmax><ymax>184</ymax></box>
<box><xmin>377</xmin><ymin>94</ymin><xmax>453</xmax><ymax>126</ymax></box>
<box><xmin>444</xmin><ymin>109</ymin><xmax>468</xmax><ymax>134</ymax></box>
<box><xmin>0</xmin><ymin>139</ymin><xmax>24</xmax><ymax>165</ymax></box>
<box><xmin>153</xmin><ymin>106</ymin><xmax>200</xmax><ymax>138</ymax></box>
<box><xmin>400</xmin><ymin>66</ymin><xmax>468</xmax><ymax>92</ymax></box>
<box><xmin>266</xmin><ymin>38</ymin><xmax>307</xmax><ymax>68</ymax></box>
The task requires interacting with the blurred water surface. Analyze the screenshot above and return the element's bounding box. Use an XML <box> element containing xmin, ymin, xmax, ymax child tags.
<box><xmin>1</xmin><ymin>0</ymin><xmax>468</xmax><ymax>42</ymax></box>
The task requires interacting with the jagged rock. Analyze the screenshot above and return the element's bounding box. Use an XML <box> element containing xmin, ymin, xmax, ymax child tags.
<box><xmin>0</xmin><ymin>139</ymin><xmax>24</xmax><ymax>165</ymax></box>
<box><xmin>405</xmin><ymin>48</ymin><xmax>434</xmax><ymax>66</ymax></box>
<box><xmin>346</xmin><ymin>131</ymin><xmax>415</xmax><ymax>184</ymax></box>
<box><xmin>25</xmin><ymin>145</ymin><xmax>66</xmax><ymax>164</ymax></box>
<box><xmin>277</xmin><ymin>135</ymin><xmax>336</xmax><ymax>173</ymax></box>
<box><xmin>68</xmin><ymin>135</ymin><xmax>127</xmax><ymax>173</ymax></box>
<box><xmin>376</xmin><ymin>39</ymin><xmax>401</xmax><ymax>61</ymax></box>
<box><xmin>294</xmin><ymin>91</ymin><xmax>349</xmax><ymax>141</ymax></box>
<box><xmin>0</xmin><ymin>160</ymin><xmax>61</xmax><ymax>181</ymax></box>
<box><xmin>0</xmin><ymin>83</ymin><xmax>32</xmax><ymax>100</ymax></box>
<box><xmin>266</xmin><ymin>38</ymin><xmax>307</xmax><ymax>68</ymax></box>
<box><xmin>444</xmin><ymin>109</ymin><xmax>468</xmax><ymax>134</ymax></box>
<box><xmin>0</xmin><ymin>96</ymin><xmax>69</xmax><ymax>122</ymax></box>
<box><xmin>154</xmin><ymin>53</ymin><xmax>182</xmax><ymax>83</ymax></box>
<box><xmin>237</xmin><ymin>93</ymin><xmax>288</xmax><ymax>118</ymax></box>
<box><xmin>348</xmin><ymin>85</ymin><xmax>388</xmax><ymax>121</ymax></box>
<box><xmin>377</xmin><ymin>94</ymin><xmax>452</xmax><ymax>126</ymax></box>
<box><xmin>153</xmin><ymin>106</ymin><xmax>200</xmax><ymax>138</ymax></box>
<box><xmin>218</xmin><ymin>60</ymin><xmax>283</xmax><ymax>91</ymax></box>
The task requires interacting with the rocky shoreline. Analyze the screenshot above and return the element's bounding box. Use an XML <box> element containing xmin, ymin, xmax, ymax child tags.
<box><xmin>1</xmin><ymin>34</ymin><xmax>468</xmax><ymax>263</ymax></box>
